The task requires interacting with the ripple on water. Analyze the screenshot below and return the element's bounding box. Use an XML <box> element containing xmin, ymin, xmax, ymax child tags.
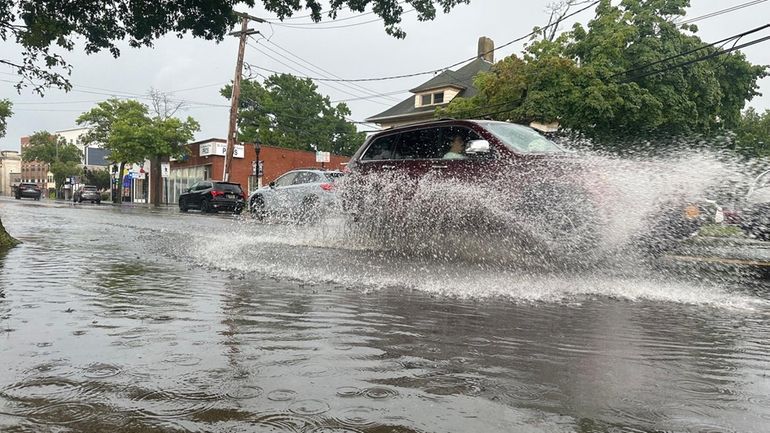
<box><xmin>363</xmin><ymin>387</ymin><xmax>398</xmax><ymax>399</ymax></box>
<box><xmin>1</xmin><ymin>377</ymin><xmax>103</xmax><ymax>403</ymax></box>
<box><xmin>81</xmin><ymin>363</ymin><xmax>122</xmax><ymax>379</ymax></box>
<box><xmin>163</xmin><ymin>354</ymin><xmax>203</xmax><ymax>366</ymax></box>
<box><xmin>289</xmin><ymin>399</ymin><xmax>331</xmax><ymax>415</ymax></box>
<box><xmin>335</xmin><ymin>387</ymin><xmax>362</xmax><ymax>398</ymax></box>
<box><xmin>225</xmin><ymin>385</ymin><xmax>264</xmax><ymax>400</ymax></box>
<box><xmin>24</xmin><ymin>361</ymin><xmax>77</xmax><ymax>379</ymax></box>
<box><xmin>27</xmin><ymin>402</ymin><xmax>96</xmax><ymax>425</ymax></box>
<box><xmin>333</xmin><ymin>406</ymin><xmax>380</xmax><ymax>428</ymax></box>
<box><xmin>308</xmin><ymin>427</ymin><xmax>365</xmax><ymax>433</ymax></box>
<box><xmin>254</xmin><ymin>413</ymin><xmax>321</xmax><ymax>432</ymax></box>
<box><xmin>129</xmin><ymin>389</ymin><xmax>217</xmax><ymax>419</ymax></box>
<box><xmin>267</xmin><ymin>389</ymin><xmax>297</xmax><ymax>402</ymax></box>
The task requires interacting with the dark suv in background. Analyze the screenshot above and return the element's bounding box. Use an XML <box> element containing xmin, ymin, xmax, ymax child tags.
<box><xmin>15</xmin><ymin>183</ymin><xmax>42</xmax><ymax>200</ymax></box>
<box><xmin>179</xmin><ymin>181</ymin><xmax>246</xmax><ymax>214</ymax></box>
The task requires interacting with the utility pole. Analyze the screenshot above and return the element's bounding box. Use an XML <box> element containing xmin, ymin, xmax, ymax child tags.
<box><xmin>223</xmin><ymin>13</ymin><xmax>263</xmax><ymax>182</ymax></box>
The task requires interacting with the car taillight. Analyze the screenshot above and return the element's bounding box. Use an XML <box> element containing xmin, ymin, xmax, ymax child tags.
<box><xmin>320</xmin><ymin>183</ymin><xmax>334</xmax><ymax>191</ymax></box>
<box><xmin>211</xmin><ymin>190</ymin><xmax>224</xmax><ymax>197</ymax></box>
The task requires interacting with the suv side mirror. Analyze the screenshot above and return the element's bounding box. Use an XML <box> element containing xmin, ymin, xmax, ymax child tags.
<box><xmin>465</xmin><ymin>139</ymin><xmax>490</xmax><ymax>155</ymax></box>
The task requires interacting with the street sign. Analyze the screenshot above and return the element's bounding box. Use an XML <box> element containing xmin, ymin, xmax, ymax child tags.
<box><xmin>161</xmin><ymin>162</ymin><xmax>170</xmax><ymax>178</ymax></box>
<box><xmin>258</xmin><ymin>160</ymin><xmax>264</xmax><ymax>177</ymax></box>
<box><xmin>251</xmin><ymin>160</ymin><xmax>257</xmax><ymax>176</ymax></box>
<box><xmin>316</xmin><ymin>151</ymin><xmax>330</xmax><ymax>163</ymax></box>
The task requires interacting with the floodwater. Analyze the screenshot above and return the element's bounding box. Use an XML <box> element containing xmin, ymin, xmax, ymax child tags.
<box><xmin>1</xmin><ymin>198</ymin><xmax>770</xmax><ymax>433</ymax></box>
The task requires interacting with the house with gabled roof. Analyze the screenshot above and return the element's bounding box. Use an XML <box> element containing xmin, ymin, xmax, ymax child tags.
<box><xmin>366</xmin><ymin>37</ymin><xmax>495</xmax><ymax>129</ymax></box>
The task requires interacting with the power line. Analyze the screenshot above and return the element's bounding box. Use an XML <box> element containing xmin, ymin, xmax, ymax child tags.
<box><xmin>244</xmin><ymin>41</ymin><xmax>394</xmax><ymax>106</ymax></box>
<box><xmin>248</xmin><ymin>1</ymin><xmax>601</xmax><ymax>84</ymax></box>
<box><xmin>268</xmin><ymin>9</ymin><xmax>415</xmax><ymax>30</ymax></box>
<box><xmin>261</xmin><ymin>38</ymin><xmax>401</xmax><ymax>102</ymax></box>
<box><xmin>612</xmin><ymin>23</ymin><xmax>770</xmax><ymax>78</ymax></box>
<box><xmin>680</xmin><ymin>0</ymin><xmax>769</xmax><ymax>25</ymax></box>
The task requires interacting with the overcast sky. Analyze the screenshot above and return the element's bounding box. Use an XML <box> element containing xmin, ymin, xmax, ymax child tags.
<box><xmin>1</xmin><ymin>0</ymin><xmax>769</xmax><ymax>151</ymax></box>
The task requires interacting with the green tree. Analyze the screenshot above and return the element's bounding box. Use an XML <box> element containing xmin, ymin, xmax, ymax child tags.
<box><xmin>221</xmin><ymin>74</ymin><xmax>365</xmax><ymax>156</ymax></box>
<box><xmin>77</xmin><ymin>98</ymin><xmax>199</xmax><ymax>205</ymax></box>
<box><xmin>440</xmin><ymin>0</ymin><xmax>767</xmax><ymax>151</ymax></box>
<box><xmin>733</xmin><ymin>108</ymin><xmax>770</xmax><ymax>158</ymax></box>
<box><xmin>21</xmin><ymin>131</ymin><xmax>83</xmax><ymax>194</ymax></box>
<box><xmin>1</xmin><ymin>0</ymin><xmax>466</xmax><ymax>94</ymax></box>
<box><xmin>83</xmin><ymin>168</ymin><xmax>112</xmax><ymax>191</ymax></box>
<box><xmin>0</xmin><ymin>99</ymin><xmax>11</xmax><ymax>138</ymax></box>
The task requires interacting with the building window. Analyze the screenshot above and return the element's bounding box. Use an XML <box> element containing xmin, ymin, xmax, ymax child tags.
<box><xmin>420</xmin><ymin>94</ymin><xmax>431</xmax><ymax>106</ymax></box>
<box><xmin>433</xmin><ymin>92</ymin><xmax>444</xmax><ymax>104</ymax></box>
<box><xmin>419</xmin><ymin>91</ymin><xmax>446</xmax><ymax>107</ymax></box>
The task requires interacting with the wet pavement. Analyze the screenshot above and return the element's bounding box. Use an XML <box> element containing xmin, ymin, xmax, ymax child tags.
<box><xmin>1</xmin><ymin>197</ymin><xmax>770</xmax><ymax>433</ymax></box>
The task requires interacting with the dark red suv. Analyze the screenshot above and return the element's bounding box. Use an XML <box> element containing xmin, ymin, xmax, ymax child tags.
<box><xmin>343</xmin><ymin>120</ymin><xmax>603</xmax><ymax>255</ymax></box>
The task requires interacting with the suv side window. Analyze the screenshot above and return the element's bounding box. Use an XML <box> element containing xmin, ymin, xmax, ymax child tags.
<box><xmin>395</xmin><ymin>127</ymin><xmax>443</xmax><ymax>160</ymax></box>
<box><xmin>274</xmin><ymin>172</ymin><xmax>297</xmax><ymax>187</ymax></box>
<box><xmin>198</xmin><ymin>182</ymin><xmax>212</xmax><ymax>190</ymax></box>
<box><xmin>294</xmin><ymin>172</ymin><xmax>321</xmax><ymax>185</ymax></box>
<box><xmin>362</xmin><ymin>134</ymin><xmax>399</xmax><ymax>160</ymax></box>
<box><xmin>438</xmin><ymin>126</ymin><xmax>485</xmax><ymax>158</ymax></box>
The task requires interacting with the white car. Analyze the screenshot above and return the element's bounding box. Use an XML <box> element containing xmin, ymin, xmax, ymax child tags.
<box><xmin>249</xmin><ymin>169</ymin><xmax>343</xmax><ymax>223</ymax></box>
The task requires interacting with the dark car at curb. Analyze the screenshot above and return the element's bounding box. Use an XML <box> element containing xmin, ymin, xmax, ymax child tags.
<box><xmin>15</xmin><ymin>183</ymin><xmax>42</xmax><ymax>200</ymax></box>
<box><xmin>73</xmin><ymin>185</ymin><xmax>101</xmax><ymax>204</ymax></box>
<box><xmin>342</xmin><ymin>119</ymin><xmax>700</xmax><ymax>260</ymax></box>
<box><xmin>179</xmin><ymin>181</ymin><xmax>246</xmax><ymax>214</ymax></box>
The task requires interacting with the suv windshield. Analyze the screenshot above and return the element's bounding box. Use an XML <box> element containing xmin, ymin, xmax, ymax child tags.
<box><xmin>83</xmin><ymin>186</ymin><xmax>97</xmax><ymax>191</ymax></box>
<box><xmin>214</xmin><ymin>183</ymin><xmax>243</xmax><ymax>194</ymax></box>
<box><xmin>479</xmin><ymin>121</ymin><xmax>564</xmax><ymax>154</ymax></box>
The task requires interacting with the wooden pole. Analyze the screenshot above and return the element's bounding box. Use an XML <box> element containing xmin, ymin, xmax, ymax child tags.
<box><xmin>223</xmin><ymin>17</ymin><xmax>249</xmax><ymax>182</ymax></box>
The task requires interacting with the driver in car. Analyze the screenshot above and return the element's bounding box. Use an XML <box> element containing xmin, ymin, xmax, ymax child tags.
<box><xmin>443</xmin><ymin>134</ymin><xmax>467</xmax><ymax>159</ymax></box>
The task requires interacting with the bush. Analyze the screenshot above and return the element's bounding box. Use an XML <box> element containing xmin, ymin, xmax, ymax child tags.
<box><xmin>100</xmin><ymin>191</ymin><xmax>111</xmax><ymax>201</ymax></box>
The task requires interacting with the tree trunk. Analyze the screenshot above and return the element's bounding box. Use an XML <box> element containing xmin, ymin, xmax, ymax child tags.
<box><xmin>0</xmin><ymin>217</ymin><xmax>20</xmax><ymax>250</ymax></box>
<box><xmin>150</xmin><ymin>155</ymin><xmax>163</xmax><ymax>207</ymax></box>
<box><xmin>114</xmin><ymin>161</ymin><xmax>126</xmax><ymax>204</ymax></box>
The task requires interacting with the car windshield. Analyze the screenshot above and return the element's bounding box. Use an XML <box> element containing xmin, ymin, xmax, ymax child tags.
<box><xmin>478</xmin><ymin>121</ymin><xmax>564</xmax><ymax>154</ymax></box>
<box><xmin>83</xmin><ymin>186</ymin><xmax>97</xmax><ymax>191</ymax></box>
<box><xmin>215</xmin><ymin>183</ymin><xmax>243</xmax><ymax>193</ymax></box>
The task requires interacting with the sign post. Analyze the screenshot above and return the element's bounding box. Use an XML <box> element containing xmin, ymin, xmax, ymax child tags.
<box><xmin>316</xmin><ymin>151</ymin><xmax>330</xmax><ymax>169</ymax></box>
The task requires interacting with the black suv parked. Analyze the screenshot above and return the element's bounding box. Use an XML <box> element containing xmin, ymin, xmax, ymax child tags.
<box><xmin>15</xmin><ymin>183</ymin><xmax>42</xmax><ymax>200</ymax></box>
<box><xmin>179</xmin><ymin>181</ymin><xmax>245</xmax><ymax>214</ymax></box>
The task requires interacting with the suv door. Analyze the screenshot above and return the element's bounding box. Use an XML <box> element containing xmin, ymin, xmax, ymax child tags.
<box><xmin>390</xmin><ymin>126</ymin><xmax>444</xmax><ymax>179</ymax></box>
<box><xmin>265</xmin><ymin>171</ymin><xmax>298</xmax><ymax>214</ymax></box>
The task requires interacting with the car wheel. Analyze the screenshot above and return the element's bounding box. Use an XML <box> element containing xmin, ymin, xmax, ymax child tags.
<box><xmin>15</xmin><ymin>196</ymin><xmax>20</xmax><ymax>200</ymax></box>
<box><xmin>200</xmin><ymin>198</ymin><xmax>210</xmax><ymax>213</ymax></box>
<box><xmin>250</xmin><ymin>195</ymin><xmax>266</xmax><ymax>220</ymax></box>
<box><xmin>298</xmin><ymin>195</ymin><xmax>321</xmax><ymax>224</ymax></box>
<box><xmin>179</xmin><ymin>198</ymin><xmax>188</xmax><ymax>212</ymax></box>
<box><xmin>96</xmin><ymin>200</ymin><xmax>101</xmax><ymax>205</ymax></box>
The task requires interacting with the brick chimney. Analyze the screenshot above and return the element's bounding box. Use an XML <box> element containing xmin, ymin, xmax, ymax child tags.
<box><xmin>478</xmin><ymin>36</ymin><xmax>494</xmax><ymax>63</ymax></box>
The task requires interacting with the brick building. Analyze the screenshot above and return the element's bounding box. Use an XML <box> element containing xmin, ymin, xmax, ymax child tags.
<box><xmin>19</xmin><ymin>135</ymin><xmax>54</xmax><ymax>192</ymax></box>
<box><xmin>168</xmin><ymin>139</ymin><xmax>349</xmax><ymax>203</ymax></box>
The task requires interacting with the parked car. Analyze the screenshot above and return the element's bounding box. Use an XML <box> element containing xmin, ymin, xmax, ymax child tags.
<box><xmin>342</xmin><ymin>119</ymin><xmax>700</xmax><ymax>258</ymax></box>
<box><xmin>248</xmin><ymin>169</ymin><xmax>343</xmax><ymax>222</ymax></box>
<box><xmin>741</xmin><ymin>170</ymin><xmax>770</xmax><ymax>240</ymax></box>
<box><xmin>14</xmin><ymin>182</ymin><xmax>42</xmax><ymax>200</ymax></box>
<box><xmin>179</xmin><ymin>180</ymin><xmax>246</xmax><ymax>214</ymax></box>
<box><xmin>73</xmin><ymin>185</ymin><xmax>101</xmax><ymax>204</ymax></box>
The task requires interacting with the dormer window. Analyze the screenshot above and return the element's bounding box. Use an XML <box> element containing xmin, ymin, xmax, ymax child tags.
<box><xmin>418</xmin><ymin>91</ymin><xmax>446</xmax><ymax>107</ymax></box>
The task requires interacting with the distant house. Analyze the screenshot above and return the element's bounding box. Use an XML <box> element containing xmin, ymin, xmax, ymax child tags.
<box><xmin>366</xmin><ymin>37</ymin><xmax>495</xmax><ymax>129</ymax></box>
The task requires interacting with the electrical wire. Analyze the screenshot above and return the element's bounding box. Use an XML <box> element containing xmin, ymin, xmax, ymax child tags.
<box><xmin>679</xmin><ymin>0</ymin><xmax>769</xmax><ymax>25</ymax></box>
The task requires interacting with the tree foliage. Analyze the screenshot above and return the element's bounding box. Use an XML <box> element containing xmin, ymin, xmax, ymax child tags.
<box><xmin>77</xmin><ymin>99</ymin><xmax>199</xmax><ymax>164</ymax></box>
<box><xmin>83</xmin><ymin>168</ymin><xmax>112</xmax><ymax>191</ymax></box>
<box><xmin>77</xmin><ymin>98</ymin><xmax>199</xmax><ymax>204</ymax></box>
<box><xmin>222</xmin><ymin>74</ymin><xmax>365</xmax><ymax>156</ymax></box>
<box><xmin>733</xmin><ymin>108</ymin><xmax>770</xmax><ymax>158</ymax></box>
<box><xmin>1</xmin><ymin>0</ymin><xmax>467</xmax><ymax>94</ymax></box>
<box><xmin>21</xmin><ymin>131</ymin><xmax>83</xmax><ymax>190</ymax></box>
<box><xmin>0</xmin><ymin>99</ymin><xmax>11</xmax><ymax>138</ymax></box>
<box><xmin>439</xmin><ymin>0</ymin><xmax>767</xmax><ymax>150</ymax></box>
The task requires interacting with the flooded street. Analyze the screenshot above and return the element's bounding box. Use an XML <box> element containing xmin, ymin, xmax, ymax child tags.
<box><xmin>1</xmin><ymin>198</ymin><xmax>770</xmax><ymax>433</ymax></box>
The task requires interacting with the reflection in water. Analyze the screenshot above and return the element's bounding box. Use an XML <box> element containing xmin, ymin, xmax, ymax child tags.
<box><xmin>0</xmin><ymin>200</ymin><xmax>769</xmax><ymax>432</ymax></box>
